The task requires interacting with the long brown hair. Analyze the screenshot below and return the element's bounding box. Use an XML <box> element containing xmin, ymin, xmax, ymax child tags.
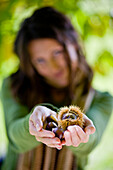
<box><xmin>10</xmin><ymin>6</ymin><xmax>93</xmax><ymax>110</ymax></box>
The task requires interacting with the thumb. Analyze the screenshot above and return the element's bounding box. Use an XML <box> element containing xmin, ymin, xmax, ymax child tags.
<box><xmin>85</xmin><ymin>125</ymin><xmax>96</xmax><ymax>135</ymax></box>
<box><xmin>35</xmin><ymin>111</ymin><xmax>43</xmax><ymax>131</ymax></box>
<box><xmin>36</xmin><ymin>119</ymin><xmax>43</xmax><ymax>131</ymax></box>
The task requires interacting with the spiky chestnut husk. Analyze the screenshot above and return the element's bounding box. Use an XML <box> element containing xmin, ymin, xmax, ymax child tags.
<box><xmin>58</xmin><ymin>105</ymin><xmax>84</xmax><ymax>131</ymax></box>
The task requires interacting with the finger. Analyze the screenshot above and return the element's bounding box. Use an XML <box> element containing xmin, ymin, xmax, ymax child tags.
<box><xmin>37</xmin><ymin>108</ymin><xmax>58</xmax><ymax>127</ymax></box>
<box><xmin>29</xmin><ymin>120</ymin><xmax>38</xmax><ymax>136</ymax></box>
<box><xmin>75</xmin><ymin>126</ymin><xmax>89</xmax><ymax>143</ymax></box>
<box><xmin>64</xmin><ymin>130</ymin><xmax>72</xmax><ymax>146</ymax></box>
<box><xmin>83</xmin><ymin>115</ymin><xmax>96</xmax><ymax>135</ymax></box>
<box><xmin>30</xmin><ymin>110</ymin><xmax>43</xmax><ymax>131</ymax></box>
<box><xmin>35</xmin><ymin>110</ymin><xmax>43</xmax><ymax>131</ymax></box>
<box><xmin>83</xmin><ymin>114</ymin><xmax>92</xmax><ymax>126</ymax></box>
<box><xmin>39</xmin><ymin>106</ymin><xmax>57</xmax><ymax>117</ymax></box>
<box><xmin>35</xmin><ymin>136</ymin><xmax>61</xmax><ymax>145</ymax></box>
<box><xmin>50</xmin><ymin>110</ymin><xmax>58</xmax><ymax>117</ymax></box>
<box><xmin>36</xmin><ymin>119</ymin><xmax>43</xmax><ymax>131</ymax></box>
<box><xmin>84</xmin><ymin>125</ymin><xmax>96</xmax><ymax>135</ymax></box>
<box><xmin>68</xmin><ymin>126</ymin><xmax>80</xmax><ymax>147</ymax></box>
<box><xmin>49</xmin><ymin>113</ymin><xmax>58</xmax><ymax>121</ymax></box>
<box><xmin>36</xmin><ymin>129</ymin><xmax>55</xmax><ymax>138</ymax></box>
<box><xmin>47</xmin><ymin>144</ymin><xmax>62</xmax><ymax>150</ymax></box>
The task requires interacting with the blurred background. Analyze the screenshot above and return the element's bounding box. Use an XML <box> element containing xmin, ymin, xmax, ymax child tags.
<box><xmin>0</xmin><ymin>0</ymin><xmax>113</xmax><ymax>169</ymax></box>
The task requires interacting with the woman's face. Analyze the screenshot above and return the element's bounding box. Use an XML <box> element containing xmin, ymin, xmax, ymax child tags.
<box><xmin>28</xmin><ymin>38</ymin><xmax>69</xmax><ymax>88</ymax></box>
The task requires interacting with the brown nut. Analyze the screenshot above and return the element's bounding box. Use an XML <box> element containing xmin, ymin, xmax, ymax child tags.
<box><xmin>52</xmin><ymin>127</ymin><xmax>64</xmax><ymax>141</ymax></box>
<box><xmin>46</xmin><ymin>114</ymin><xmax>58</xmax><ymax>124</ymax></box>
<box><xmin>43</xmin><ymin>114</ymin><xmax>58</xmax><ymax>130</ymax></box>
<box><xmin>62</xmin><ymin>113</ymin><xmax>77</xmax><ymax>120</ymax></box>
<box><xmin>46</xmin><ymin>122</ymin><xmax>57</xmax><ymax>131</ymax></box>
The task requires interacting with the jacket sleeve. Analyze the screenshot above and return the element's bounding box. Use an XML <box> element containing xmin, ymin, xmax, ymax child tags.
<box><xmin>67</xmin><ymin>90</ymin><xmax>113</xmax><ymax>157</ymax></box>
<box><xmin>0</xmin><ymin>78</ymin><xmax>41</xmax><ymax>153</ymax></box>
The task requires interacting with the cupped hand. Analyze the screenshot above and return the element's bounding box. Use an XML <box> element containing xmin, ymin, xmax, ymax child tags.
<box><xmin>29</xmin><ymin>106</ymin><xmax>62</xmax><ymax>150</ymax></box>
<box><xmin>63</xmin><ymin>114</ymin><xmax>96</xmax><ymax>147</ymax></box>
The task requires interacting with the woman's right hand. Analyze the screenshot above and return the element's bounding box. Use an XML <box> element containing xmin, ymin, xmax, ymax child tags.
<box><xmin>29</xmin><ymin>106</ymin><xmax>62</xmax><ymax>150</ymax></box>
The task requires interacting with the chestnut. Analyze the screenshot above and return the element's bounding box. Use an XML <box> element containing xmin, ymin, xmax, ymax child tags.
<box><xmin>43</xmin><ymin>114</ymin><xmax>58</xmax><ymax>130</ymax></box>
<box><xmin>46</xmin><ymin>114</ymin><xmax>58</xmax><ymax>124</ymax></box>
<box><xmin>52</xmin><ymin>127</ymin><xmax>64</xmax><ymax>141</ymax></box>
<box><xmin>46</xmin><ymin>122</ymin><xmax>57</xmax><ymax>131</ymax></box>
<box><xmin>62</xmin><ymin>113</ymin><xmax>77</xmax><ymax>120</ymax></box>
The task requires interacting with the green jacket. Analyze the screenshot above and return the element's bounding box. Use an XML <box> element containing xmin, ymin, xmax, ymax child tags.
<box><xmin>0</xmin><ymin>78</ymin><xmax>113</xmax><ymax>170</ymax></box>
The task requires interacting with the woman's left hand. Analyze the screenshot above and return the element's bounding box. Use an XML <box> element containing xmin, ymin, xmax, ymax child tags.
<box><xmin>63</xmin><ymin>114</ymin><xmax>96</xmax><ymax>147</ymax></box>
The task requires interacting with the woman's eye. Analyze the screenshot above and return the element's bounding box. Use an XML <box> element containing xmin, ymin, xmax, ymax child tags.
<box><xmin>37</xmin><ymin>58</ymin><xmax>46</xmax><ymax>64</ymax></box>
<box><xmin>53</xmin><ymin>50</ymin><xmax>64</xmax><ymax>57</ymax></box>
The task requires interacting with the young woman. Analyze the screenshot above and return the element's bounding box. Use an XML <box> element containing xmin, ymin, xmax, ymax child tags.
<box><xmin>1</xmin><ymin>6</ymin><xmax>112</xmax><ymax>170</ymax></box>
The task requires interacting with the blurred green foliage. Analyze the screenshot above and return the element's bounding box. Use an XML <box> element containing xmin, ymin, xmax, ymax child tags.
<box><xmin>0</xmin><ymin>0</ymin><xmax>113</xmax><ymax>169</ymax></box>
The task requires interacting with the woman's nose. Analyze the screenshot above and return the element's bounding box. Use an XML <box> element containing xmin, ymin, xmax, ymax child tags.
<box><xmin>48</xmin><ymin>59</ymin><xmax>59</xmax><ymax>71</ymax></box>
